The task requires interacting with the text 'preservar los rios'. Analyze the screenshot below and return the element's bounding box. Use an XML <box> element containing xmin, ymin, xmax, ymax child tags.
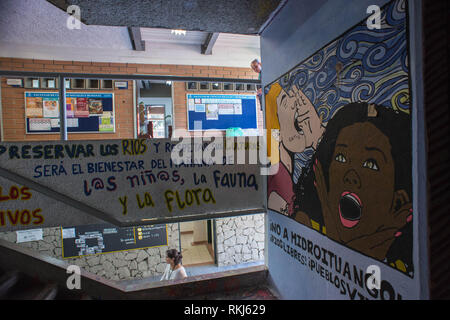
<box><xmin>0</xmin><ymin>138</ymin><xmax>264</xmax><ymax>231</ymax></box>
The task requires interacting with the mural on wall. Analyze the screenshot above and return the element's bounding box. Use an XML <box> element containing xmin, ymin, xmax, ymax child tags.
<box><xmin>266</xmin><ymin>0</ymin><xmax>413</xmax><ymax>276</ymax></box>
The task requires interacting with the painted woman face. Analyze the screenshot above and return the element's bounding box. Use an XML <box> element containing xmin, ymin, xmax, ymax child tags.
<box><xmin>276</xmin><ymin>87</ymin><xmax>323</xmax><ymax>153</ymax></box>
<box><xmin>327</xmin><ymin>122</ymin><xmax>396</xmax><ymax>243</ymax></box>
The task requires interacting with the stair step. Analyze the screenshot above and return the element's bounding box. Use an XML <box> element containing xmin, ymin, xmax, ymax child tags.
<box><xmin>33</xmin><ymin>283</ymin><xmax>59</xmax><ymax>300</ymax></box>
<box><xmin>0</xmin><ymin>270</ymin><xmax>21</xmax><ymax>299</ymax></box>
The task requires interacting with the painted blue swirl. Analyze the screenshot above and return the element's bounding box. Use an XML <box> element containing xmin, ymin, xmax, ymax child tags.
<box><xmin>275</xmin><ymin>0</ymin><xmax>410</xmax><ymax>120</ymax></box>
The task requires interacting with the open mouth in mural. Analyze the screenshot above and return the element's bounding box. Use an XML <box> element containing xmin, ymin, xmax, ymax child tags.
<box><xmin>339</xmin><ymin>192</ymin><xmax>362</xmax><ymax>228</ymax></box>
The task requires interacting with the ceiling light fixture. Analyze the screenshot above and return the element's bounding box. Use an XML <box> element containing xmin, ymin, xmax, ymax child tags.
<box><xmin>171</xmin><ymin>29</ymin><xmax>186</xmax><ymax>36</ymax></box>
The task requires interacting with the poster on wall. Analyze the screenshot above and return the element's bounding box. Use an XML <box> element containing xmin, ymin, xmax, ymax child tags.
<box><xmin>233</xmin><ymin>103</ymin><xmax>242</xmax><ymax>115</ymax></box>
<box><xmin>42</xmin><ymin>98</ymin><xmax>59</xmax><ymax>118</ymax></box>
<box><xmin>218</xmin><ymin>104</ymin><xmax>234</xmax><ymax>115</ymax></box>
<box><xmin>24</xmin><ymin>92</ymin><xmax>115</xmax><ymax>134</ymax></box>
<box><xmin>29</xmin><ymin>118</ymin><xmax>51</xmax><ymax>131</ymax></box>
<box><xmin>88</xmin><ymin>99</ymin><xmax>103</xmax><ymax>115</ymax></box>
<box><xmin>66</xmin><ymin>97</ymin><xmax>75</xmax><ymax>118</ymax></box>
<box><xmin>194</xmin><ymin>104</ymin><xmax>205</xmax><ymax>113</ymax></box>
<box><xmin>265</xmin><ymin>0</ymin><xmax>415</xmax><ymax>299</ymax></box>
<box><xmin>206</xmin><ymin>104</ymin><xmax>219</xmax><ymax>120</ymax></box>
<box><xmin>74</xmin><ymin>97</ymin><xmax>89</xmax><ymax>118</ymax></box>
<box><xmin>25</xmin><ymin>96</ymin><xmax>43</xmax><ymax>118</ymax></box>
<box><xmin>50</xmin><ymin>119</ymin><xmax>60</xmax><ymax>128</ymax></box>
<box><xmin>187</xmin><ymin>94</ymin><xmax>257</xmax><ymax>131</ymax></box>
<box><xmin>99</xmin><ymin>112</ymin><xmax>114</xmax><ymax>132</ymax></box>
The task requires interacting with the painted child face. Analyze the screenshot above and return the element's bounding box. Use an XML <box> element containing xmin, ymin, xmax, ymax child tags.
<box><xmin>276</xmin><ymin>88</ymin><xmax>323</xmax><ymax>153</ymax></box>
<box><xmin>327</xmin><ymin>122</ymin><xmax>396</xmax><ymax>243</ymax></box>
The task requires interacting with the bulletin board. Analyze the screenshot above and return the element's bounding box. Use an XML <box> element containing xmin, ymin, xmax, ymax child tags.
<box><xmin>61</xmin><ymin>223</ymin><xmax>168</xmax><ymax>258</ymax></box>
<box><xmin>25</xmin><ymin>92</ymin><xmax>115</xmax><ymax>134</ymax></box>
<box><xmin>187</xmin><ymin>94</ymin><xmax>257</xmax><ymax>131</ymax></box>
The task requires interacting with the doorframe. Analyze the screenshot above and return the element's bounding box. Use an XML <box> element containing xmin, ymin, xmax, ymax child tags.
<box><xmin>212</xmin><ymin>219</ymin><xmax>218</xmax><ymax>265</ymax></box>
<box><xmin>146</xmin><ymin>104</ymin><xmax>166</xmax><ymax>138</ymax></box>
<box><xmin>177</xmin><ymin>220</ymin><xmax>218</xmax><ymax>266</ymax></box>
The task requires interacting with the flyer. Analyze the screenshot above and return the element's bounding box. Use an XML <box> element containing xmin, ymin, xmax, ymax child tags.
<box><xmin>29</xmin><ymin>118</ymin><xmax>51</xmax><ymax>131</ymax></box>
<box><xmin>233</xmin><ymin>103</ymin><xmax>243</xmax><ymax>115</ymax></box>
<box><xmin>194</xmin><ymin>104</ymin><xmax>205</xmax><ymax>112</ymax></box>
<box><xmin>218</xmin><ymin>104</ymin><xmax>234</xmax><ymax>115</ymax></box>
<box><xmin>66</xmin><ymin>97</ymin><xmax>76</xmax><ymax>118</ymax></box>
<box><xmin>88</xmin><ymin>99</ymin><xmax>103</xmax><ymax>115</ymax></box>
<box><xmin>47</xmin><ymin>80</ymin><xmax>55</xmax><ymax>88</ymax></box>
<box><xmin>99</xmin><ymin>113</ymin><xmax>114</xmax><ymax>132</ymax></box>
<box><xmin>26</xmin><ymin>97</ymin><xmax>43</xmax><ymax>118</ymax></box>
<box><xmin>42</xmin><ymin>98</ymin><xmax>59</xmax><ymax>118</ymax></box>
<box><xmin>67</xmin><ymin>118</ymin><xmax>79</xmax><ymax>128</ymax></box>
<box><xmin>62</xmin><ymin>228</ymin><xmax>76</xmax><ymax>239</ymax></box>
<box><xmin>75</xmin><ymin>98</ymin><xmax>89</xmax><ymax>117</ymax></box>
<box><xmin>206</xmin><ymin>104</ymin><xmax>219</xmax><ymax>120</ymax></box>
<box><xmin>188</xmin><ymin>99</ymin><xmax>195</xmax><ymax>111</ymax></box>
<box><xmin>16</xmin><ymin>229</ymin><xmax>43</xmax><ymax>243</ymax></box>
<box><xmin>50</xmin><ymin>119</ymin><xmax>60</xmax><ymax>128</ymax></box>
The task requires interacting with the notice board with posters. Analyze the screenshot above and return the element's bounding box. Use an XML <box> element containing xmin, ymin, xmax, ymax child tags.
<box><xmin>25</xmin><ymin>92</ymin><xmax>115</xmax><ymax>134</ymax></box>
<box><xmin>187</xmin><ymin>94</ymin><xmax>257</xmax><ymax>131</ymax></box>
<box><xmin>61</xmin><ymin>223</ymin><xmax>167</xmax><ymax>258</ymax></box>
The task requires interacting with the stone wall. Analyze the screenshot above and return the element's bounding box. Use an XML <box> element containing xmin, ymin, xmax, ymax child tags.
<box><xmin>0</xmin><ymin>223</ymin><xmax>180</xmax><ymax>281</ymax></box>
<box><xmin>216</xmin><ymin>214</ymin><xmax>265</xmax><ymax>266</ymax></box>
<box><xmin>0</xmin><ymin>214</ymin><xmax>266</xmax><ymax>279</ymax></box>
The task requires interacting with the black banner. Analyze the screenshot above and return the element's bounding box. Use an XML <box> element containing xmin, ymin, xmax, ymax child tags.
<box><xmin>61</xmin><ymin>223</ymin><xmax>167</xmax><ymax>258</ymax></box>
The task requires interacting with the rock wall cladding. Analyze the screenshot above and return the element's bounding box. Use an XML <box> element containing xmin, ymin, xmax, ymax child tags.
<box><xmin>216</xmin><ymin>214</ymin><xmax>265</xmax><ymax>266</ymax></box>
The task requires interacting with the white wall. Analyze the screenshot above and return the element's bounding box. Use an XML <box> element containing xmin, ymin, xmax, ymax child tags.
<box><xmin>180</xmin><ymin>222</ymin><xmax>194</xmax><ymax>233</ymax></box>
<box><xmin>180</xmin><ymin>221</ymin><xmax>208</xmax><ymax>243</ymax></box>
<box><xmin>192</xmin><ymin>220</ymin><xmax>207</xmax><ymax>243</ymax></box>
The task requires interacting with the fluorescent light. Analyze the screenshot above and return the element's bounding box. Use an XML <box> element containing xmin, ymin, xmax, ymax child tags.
<box><xmin>171</xmin><ymin>29</ymin><xmax>186</xmax><ymax>36</ymax></box>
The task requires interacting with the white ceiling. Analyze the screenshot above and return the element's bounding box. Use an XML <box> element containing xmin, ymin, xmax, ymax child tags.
<box><xmin>0</xmin><ymin>0</ymin><xmax>260</xmax><ymax>67</ymax></box>
<box><xmin>140</xmin><ymin>28</ymin><xmax>260</xmax><ymax>48</ymax></box>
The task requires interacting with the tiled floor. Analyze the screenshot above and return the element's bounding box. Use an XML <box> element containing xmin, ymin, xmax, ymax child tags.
<box><xmin>186</xmin><ymin>260</ymin><xmax>264</xmax><ymax>277</ymax></box>
<box><xmin>180</xmin><ymin>232</ymin><xmax>214</xmax><ymax>266</ymax></box>
<box><xmin>190</xmin><ymin>285</ymin><xmax>279</xmax><ymax>300</ymax></box>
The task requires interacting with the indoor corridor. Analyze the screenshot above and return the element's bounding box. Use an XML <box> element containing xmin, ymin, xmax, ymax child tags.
<box><xmin>180</xmin><ymin>221</ymin><xmax>214</xmax><ymax>267</ymax></box>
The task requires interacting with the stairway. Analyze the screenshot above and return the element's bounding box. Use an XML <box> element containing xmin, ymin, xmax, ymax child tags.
<box><xmin>0</xmin><ymin>238</ymin><xmax>277</xmax><ymax>300</ymax></box>
<box><xmin>0</xmin><ymin>268</ymin><xmax>91</xmax><ymax>300</ymax></box>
